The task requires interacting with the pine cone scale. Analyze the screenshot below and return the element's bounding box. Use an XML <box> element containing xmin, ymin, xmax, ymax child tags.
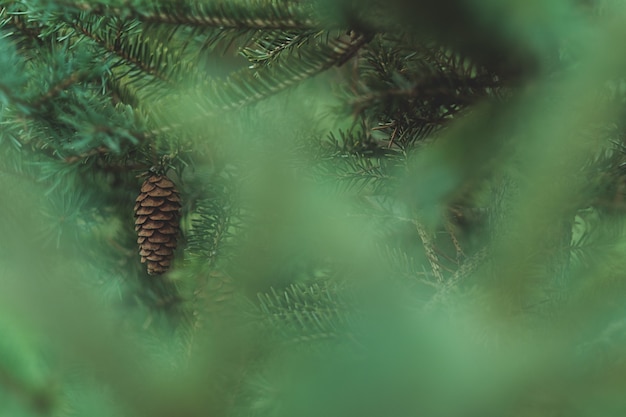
<box><xmin>135</xmin><ymin>206</ymin><xmax>155</xmax><ymax>215</ymax></box>
<box><xmin>140</xmin><ymin>182</ymin><xmax>157</xmax><ymax>193</ymax></box>
<box><xmin>134</xmin><ymin>174</ymin><xmax>181</xmax><ymax>275</ymax></box>
<box><xmin>141</xmin><ymin>241</ymin><xmax>160</xmax><ymax>251</ymax></box>
<box><xmin>142</xmin><ymin>220</ymin><xmax>165</xmax><ymax>229</ymax></box>
<box><xmin>155</xmin><ymin>248</ymin><xmax>173</xmax><ymax>256</ymax></box>
<box><xmin>150</xmin><ymin>212</ymin><xmax>174</xmax><ymax>221</ymax></box>
<box><xmin>141</xmin><ymin>197</ymin><xmax>166</xmax><ymax>207</ymax></box>
<box><xmin>159</xmin><ymin>203</ymin><xmax>180</xmax><ymax>212</ymax></box>
<box><xmin>155</xmin><ymin>178</ymin><xmax>175</xmax><ymax>187</ymax></box>
<box><xmin>148</xmin><ymin>233</ymin><xmax>171</xmax><ymax>243</ymax></box>
<box><xmin>150</xmin><ymin>188</ymin><xmax>173</xmax><ymax>197</ymax></box>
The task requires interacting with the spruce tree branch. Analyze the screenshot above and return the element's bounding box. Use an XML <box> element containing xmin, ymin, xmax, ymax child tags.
<box><xmin>68</xmin><ymin>19</ymin><xmax>172</xmax><ymax>83</ymax></box>
<box><xmin>221</xmin><ymin>30</ymin><xmax>370</xmax><ymax>104</ymax></box>
<box><xmin>0</xmin><ymin>99</ymin><xmax>151</xmax><ymax>165</ymax></box>
<box><xmin>1</xmin><ymin>64</ymin><xmax>151</xmax><ymax>160</ymax></box>
<box><xmin>1</xmin><ymin>66</ymin><xmax>93</xmax><ymax>114</ymax></box>
<box><xmin>0</xmin><ymin>151</ymin><xmax>42</xmax><ymax>184</ymax></box>
<box><xmin>425</xmin><ymin>245</ymin><xmax>490</xmax><ymax>310</ymax></box>
<box><xmin>0</xmin><ymin>83</ymin><xmax>29</xmax><ymax>109</ymax></box>
<box><xmin>152</xmin><ymin>31</ymin><xmax>370</xmax><ymax>135</ymax></box>
<box><xmin>143</xmin><ymin>2</ymin><xmax>317</xmax><ymax>30</ymax></box>
<box><xmin>29</xmin><ymin>70</ymin><xmax>90</xmax><ymax>109</ymax></box>
<box><xmin>414</xmin><ymin>220</ymin><xmax>444</xmax><ymax>284</ymax></box>
<box><xmin>52</xmin><ymin>0</ymin><xmax>320</xmax><ymax>30</ymax></box>
<box><xmin>257</xmin><ymin>281</ymin><xmax>359</xmax><ymax>344</ymax></box>
<box><xmin>4</xmin><ymin>124</ymin><xmax>148</xmax><ymax>164</ymax></box>
<box><xmin>0</xmin><ymin>12</ymin><xmax>45</xmax><ymax>46</ymax></box>
<box><xmin>351</xmin><ymin>74</ymin><xmax>498</xmax><ymax>115</ymax></box>
<box><xmin>243</xmin><ymin>30</ymin><xmax>318</xmax><ymax>66</ymax></box>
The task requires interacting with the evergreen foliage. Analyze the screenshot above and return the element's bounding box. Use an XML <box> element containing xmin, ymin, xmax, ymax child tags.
<box><xmin>2</xmin><ymin>1</ymin><xmax>626</xmax><ymax>416</ymax></box>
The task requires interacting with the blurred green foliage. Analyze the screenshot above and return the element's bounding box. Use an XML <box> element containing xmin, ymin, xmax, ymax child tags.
<box><xmin>1</xmin><ymin>1</ymin><xmax>626</xmax><ymax>417</ymax></box>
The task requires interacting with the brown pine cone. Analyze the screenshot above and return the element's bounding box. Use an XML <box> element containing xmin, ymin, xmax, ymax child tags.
<box><xmin>134</xmin><ymin>174</ymin><xmax>181</xmax><ymax>275</ymax></box>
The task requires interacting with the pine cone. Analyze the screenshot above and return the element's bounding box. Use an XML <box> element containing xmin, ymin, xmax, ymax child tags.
<box><xmin>134</xmin><ymin>174</ymin><xmax>181</xmax><ymax>275</ymax></box>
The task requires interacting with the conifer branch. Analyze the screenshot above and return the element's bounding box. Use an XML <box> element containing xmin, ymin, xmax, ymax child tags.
<box><xmin>68</xmin><ymin>18</ymin><xmax>174</xmax><ymax>84</ymax></box>
<box><xmin>351</xmin><ymin>73</ymin><xmax>498</xmax><ymax>115</ymax></box>
<box><xmin>212</xmin><ymin>31</ymin><xmax>369</xmax><ymax>111</ymax></box>
<box><xmin>0</xmin><ymin>83</ymin><xmax>28</xmax><ymax>109</ymax></box>
<box><xmin>29</xmin><ymin>70</ymin><xmax>90</xmax><ymax>109</ymax></box>
<box><xmin>0</xmin><ymin>10</ymin><xmax>44</xmax><ymax>46</ymax></box>
<box><xmin>0</xmin><ymin>63</ymin><xmax>150</xmax><ymax>159</ymax></box>
<box><xmin>187</xmin><ymin>197</ymin><xmax>234</xmax><ymax>265</ymax></box>
<box><xmin>242</xmin><ymin>30</ymin><xmax>318</xmax><ymax>66</ymax></box>
<box><xmin>52</xmin><ymin>0</ymin><xmax>320</xmax><ymax>30</ymax></box>
<box><xmin>414</xmin><ymin>220</ymin><xmax>444</xmax><ymax>284</ymax></box>
<box><xmin>152</xmin><ymin>31</ymin><xmax>369</xmax><ymax>134</ymax></box>
<box><xmin>258</xmin><ymin>281</ymin><xmax>357</xmax><ymax>344</ymax></box>
<box><xmin>425</xmin><ymin>245</ymin><xmax>490</xmax><ymax>309</ymax></box>
<box><xmin>144</xmin><ymin>1</ymin><xmax>318</xmax><ymax>30</ymax></box>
